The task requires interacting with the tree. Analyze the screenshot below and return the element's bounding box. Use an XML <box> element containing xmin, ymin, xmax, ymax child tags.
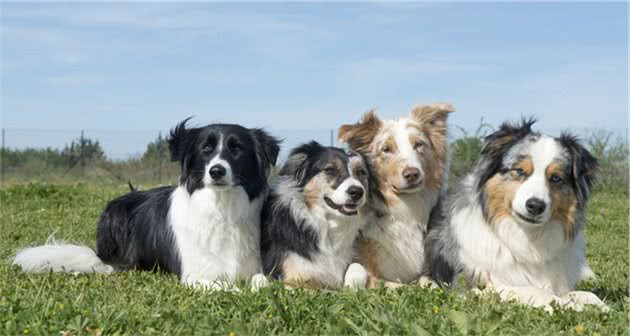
<box><xmin>61</xmin><ymin>136</ymin><xmax>106</xmax><ymax>167</ymax></box>
<box><xmin>142</xmin><ymin>133</ymin><xmax>170</xmax><ymax>162</ymax></box>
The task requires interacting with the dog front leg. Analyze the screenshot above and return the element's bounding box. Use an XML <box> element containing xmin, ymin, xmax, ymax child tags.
<box><xmin>561</xmin><ymin>291</ymin><xmax>610</xmax><ymax>312</ymax></box>
<box><xmin>486</xmin><ymin>285</ymin><xmax>561</xmax><ymax>313</ymax></box>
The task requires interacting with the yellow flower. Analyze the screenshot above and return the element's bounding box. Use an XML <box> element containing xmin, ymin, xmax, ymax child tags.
<box><xmin>575</xmin><ymin>323</ymin><xmax>584</xmax><ymax>334</ymax></box>
<box><xmin>23</xmin><ymin>328</ymin><xmax>29</xmax><ymax>334</ymax></box>
<box><xmin>229</xmin><ymin>332</ymin><xmax>236</xmax><ymax>336</ymax></box>
<box><xmin>433</xmin><ymin>306</ymin><xmax>440</xmax><ymax>314</ymax></box>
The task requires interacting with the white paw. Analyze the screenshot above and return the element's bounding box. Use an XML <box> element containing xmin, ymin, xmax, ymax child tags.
<box><xmin>562</xmin><ymin>291</ymin><xmax>610</xmax><ymax>313</ymax></box>
<box><xmin>471</xmin><ymin>287</ymin><xmax>485</xmax><ymax>296</ymax></box>
<box><xmin>494</xmin><ymin>286</ymin><xmax>561</xmax><ymax>311</ymax></box>
<box><xmin>344</xmin><ymin>263</ymin><xmax>368</xmax><ymax>289</ymax></box>
<box><xmin>417</xmin><ymin>276</ymin><xmax>439</xmax><ymax>289</ymax></box>
<box><xmin>250</xmin><ymin>273</ymin><xmax>269</xmax><ymax>291</ymax></box>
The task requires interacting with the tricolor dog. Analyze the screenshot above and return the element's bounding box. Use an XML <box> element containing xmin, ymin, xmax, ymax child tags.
<box><xmin>338</xmin><ymin>103</ymin><xmax>454</xmax><ymax>287</ymax></box>
<box><xmin>13</xmin><ymin>119</ymin><xmax>280</xmax><ymax>290</ymax></box>
<box><xmin>260</xmin><ymin>141</ymin><xmax>383</xmax><ymax>289</ymax></box>
<box><xmin>423</xmin><ymin>119</ymin><xmax>609</xmax><ymax>312</ymax></box>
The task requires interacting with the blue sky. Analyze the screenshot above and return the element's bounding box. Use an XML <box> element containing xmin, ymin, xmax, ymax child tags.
<box><xmin>1</xmin><ymin>2</ymin><xmax>627</xmax><ymax>158</ymax></box>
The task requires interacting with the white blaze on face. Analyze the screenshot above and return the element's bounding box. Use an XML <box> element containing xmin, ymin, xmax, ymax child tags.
<box><xmin>329</xmin><ymin>156</ymin><xmax>366</xmax><ymax>207</ymax></box>
<box><xmin>395</xmin><ymin>119</ymin><xmax>423</xmax><ymax>173</ymax></box>
<box><xmin>203</xmin><ymin>134</ymin><xmax>234</xmax><ymax>186</ymax></box>
<box><xmin>512</xmin><ymin>136</ymin><xmax>560</xmax><ymax>222</ymax></box>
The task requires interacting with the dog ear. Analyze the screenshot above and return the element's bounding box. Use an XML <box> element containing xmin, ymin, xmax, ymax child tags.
<box><xmin>251</xmin><ymin>128</ymin><xmax>282</xmax><ymax>174</ymax></box>
<box><xmin>279</xmin><ymin>141</ymin><xmax>323</xmax><ymax>186</ymax></box>
<box><xmin>168</xmin><ymin>117</ymin><xmax>194</xmax><ymax>162</ymax></box>
<box><xmin>411</xmin><ymin>103</ymin><xmax>455</xmax><ymax>164</ymax></box>
<box><xmin>338</xmin><ymin>110</ymin><xmax>382</xmax><ymax>153</ymax></box>
<box><xmin>482</xmin><ymin>117</ymin><xmax>536</xmax><ymax>158</ymax></box>
<box><xmin>361</xmin><ymin>153</ymin><xmax>387</xmax><ymax>217</ymax></box>
<box><xmin>558</xmin><ymin>132</ymin><xmax>599</xmax><ymax>205</ymax></box>
<box><xmin>411</xmin><ymin>103</ymin><xmax>455</xmax><ymax>129</ymax></box>
<box><xmin>477</xmin><ymin>117</ymin><xmax>536</xmax><ymax>190</ymax></box>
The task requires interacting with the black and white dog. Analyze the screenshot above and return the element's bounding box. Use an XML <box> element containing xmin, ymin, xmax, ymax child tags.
<box><xmin>13</xmin><ymin>119</ymin><xmax>280</xmax><ymax>290</ymax></box>
<box><xmin>261</xmin><ymin>141</ymin><xmax>383</xmax><ymax>289</ymax></box>
<box><xmin>423</xmin><ymin>119</ymin><xmax>609</xmax><ymax>311</ymax></box>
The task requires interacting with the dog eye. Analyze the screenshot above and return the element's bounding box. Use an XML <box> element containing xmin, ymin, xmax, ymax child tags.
<box><xmin>202</xmin><ymin>145</ymin><xmax>213</xmax><ymax>153</ymax></box>
<box><xmin>229</xmin><ymin>142</ymin><xmax>242</xmax><ymax>152</ymax></box>
<box><xmin>357</xmin><ymin>168</ymin><xmax>368</xmax><ymax>177</ymax></box>
<box><xmin>382</xmin><ymin>146</ymin><xmax>392</xmax><ymax>154</ymax></box>
<box><xmin>550</xmin><ymin>174</ymin><xmax>563</xmax><ymax>184</ymax></box>
<box><xmin>414</xmin><ymin>141</ymin><xmax>424</xmax><ymax>151</ymax></box>
<box><xmin>513</xmin><ymin>168</ymin><xmax>526</xmax><ymax>177</ymax></box>
<box><xmin>324</xmin><ymin>167</ymin><xmax>336</xmax><ymax>176</ymax></box>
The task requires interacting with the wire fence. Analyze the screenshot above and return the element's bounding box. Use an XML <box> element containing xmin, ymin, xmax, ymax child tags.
<box><xmin>1</xmin><ymin>126</ymin><xmax>627</xmax><ymax>190</ymax></box>
<box><xmin>0</xmin><ymin>127</ymin><xmax>341</xmax><ymax>186</ymax></box>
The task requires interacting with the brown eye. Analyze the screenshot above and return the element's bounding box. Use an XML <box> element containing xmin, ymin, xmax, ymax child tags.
<box><xmin>324</xmin><ymin>167</ymin><xmax>336</xmax><ymax>177</ymax></box>
<box><xmin>229</xmin><ymin>142</ymin><xmax>242</xmax><ymax>152</ymax></box>
<box><xmin>382</xmin><ymin>146</ymin><xmax>392</xmax><ymax>153</ymax></box>
<box><xmin>414</xmin><ymin>141</ymin><xmax>424</xmax><ymax>151</ymax></box>
<box><xmin>202</xmin><ymin>145</ymin><xmax>213</xmax><ymax>153</ymax></box>
<box><xmin>550</xmin><ymin>174</ymin><xmax>563</xmax><ymax>184</ymax></box>
<box><xmin>357</xmin><ymin>168</ymin><xmax>368</xmax><ymax>177</ymax></box>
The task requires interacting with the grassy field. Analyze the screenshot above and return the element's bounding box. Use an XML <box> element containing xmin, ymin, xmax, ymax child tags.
<box><xmin>0</xmin><ymin>183</ymin><xmax>628</xmax><ymax>335</ymax></box>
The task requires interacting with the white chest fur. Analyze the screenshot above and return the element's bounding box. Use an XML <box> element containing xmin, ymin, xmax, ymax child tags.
<box><xmin>169</xmin><ymin>186</ymin><xmax>263</xmax><ymax>286</ymax></box>
<box><xmin>287</xmin><ymin>213</ymin><xmax>365</xmax><ymax>288</ymax></box>
<box><xmin>452</xmin><ymin>204</ymin><xmax>589</xmax><ymax>295</ymax></box>
<box><xmin>363</xmin><ymin>191</ymin><xmax>438</xmax><ymax>283</ymax></box>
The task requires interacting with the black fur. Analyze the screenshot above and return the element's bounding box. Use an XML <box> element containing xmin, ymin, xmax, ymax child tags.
<box><xmin>260</xmin><ymin>193</ymin><xmax>321</xmax><ymax>278</ymax></box>
<box><xmin>127</xmin><ymin>181</ymin><xmax>137</xmax><ymax>192</ymax></box>
<box><xmin>94</xmin><ymin>119</ymin><xmax>280</xmax><ymax>278</ymax></box>
<box><xmin>477</xmin><ymin>117</ymin><xmax>537</xmax><ymax>191</ymax></box>
<box><xmin>168</xmin><ymin>119</ymin><xmax>280</xmax><ymax>198</ymax></box>
<box><xmin>558</xmin><ymin>132</ymin><xmax>599</xmax><ymax>207</ymax></box>
<box><xmin>425</xmin><ymin>118</ymin><xmax>539</xmax><ymax>286</ymax></box>
<box><xmin>422</xmin><ymin>189</ymin><xmax>466</xmax><ymax>286</ymax></box>
<box><xmin>96</xmin><ymin>186</ymin><xmax>180</xmax><ymax>274</ymax></box>
<box><xmin>424</xmin><ymin>121</ymin><xmax>601</xmax><ymax>288</ymax></box>
<box><xmin>261</xmin><ymin>141</ymin><xmax>376</xmax><ymax>280</ymax></box>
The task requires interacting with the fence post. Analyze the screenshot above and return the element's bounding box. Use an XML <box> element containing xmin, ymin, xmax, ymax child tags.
<box><xmin>80</xmin><ymin>130</ymin><xmax>85</xmax><ymax>178</ymax></box>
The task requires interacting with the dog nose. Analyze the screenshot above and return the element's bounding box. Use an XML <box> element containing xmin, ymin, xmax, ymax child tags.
<box><xmin>402</xmin><ymin>167</ymin><xmax>420</xmax><ymax>183</ymax></box>
<box><xmin>525</xmin><ymin>198</ymin><xmax>546</xmax><ymax>216</ymax></box>
<box><xmin>346</xmin><ymin>186</ymin><xmax>364</xmax><ymax>202</ymax></box>
<box><xmin>209</xmin><ymin>165</ymin><xmax>226</xmax><ymax>179</ymax></box>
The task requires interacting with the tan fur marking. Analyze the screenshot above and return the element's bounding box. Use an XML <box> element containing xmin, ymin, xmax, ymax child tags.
<box><xmin>411</xmin><ymin>103</ymin><xmax>455</xmax><ymax>127</ymax></box>
<box><xmin>411</xmin><ymin>104</ymin><xmax>453</xmax><ymax>192</ymax></box>
<box><xmin>411</xmin><ymin>103</ymin><xmax>455</xmax><ymax>192</ymax></box>
<box><xmin>547</xmin><ymin>163</ymin><xmax>578</xmax><ymax>238</ymax></box>
<box><xmin>281</xmin><ymin>257</ymin><xmax>322</xmax><ymax>289</ymax></box>
<box><xmin>356</xmin><ymin>237</ymin><xmax>383</xmax><ymax>279</ymax></box>
<box><xmin>382</xmin><ymin>137</ymin><xmax>399</xmax><ymax>154</ymax></box>
<box><xmin>341</xmin><ymin>104</ymin><xmax>454</xmax><ymax>203</ymax></box>
<box><xmin>356</xmin><ymin>238</ymin><xmax>406</xmax><ymax>289</ymax></box>
<box><xmin>373</xmin><ymin>154</ymin><xmax>405</xmax><ymax>207</ymax></box>
<box><xmin>484</xmin><ymin>174</ymin><xmax>520</xmax><ymax>225</ymax></box>
<box><xmin>545</xmin><ymin>162</ymin><xmax>564</xmax><ymax>180</ymax></box>
<box><xmin>512</xmin><ymin>157</ymin><xmax>534</xmax><ymax>177</ymax></box>
<box><xmin>338</xmin><ymin>110</ymin><xmax>382</xmax><ymax>152</ymax></box>
<box><xmin>303</xmin><ymin>174</ymin><xmax>326</xmax><ymax>210</ymax></box>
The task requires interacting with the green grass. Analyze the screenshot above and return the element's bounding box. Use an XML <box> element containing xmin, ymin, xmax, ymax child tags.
<box><xmin>1</xmin><ymin>183</ymin><xmax>628</xmax><ymax>335</ymax></box>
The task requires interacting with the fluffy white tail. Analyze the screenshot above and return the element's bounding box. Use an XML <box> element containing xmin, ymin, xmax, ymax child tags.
<box><xmin>13</xmin><ymin>240</ymin><xmax>114</xmax><ymax>274</ymax></box>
